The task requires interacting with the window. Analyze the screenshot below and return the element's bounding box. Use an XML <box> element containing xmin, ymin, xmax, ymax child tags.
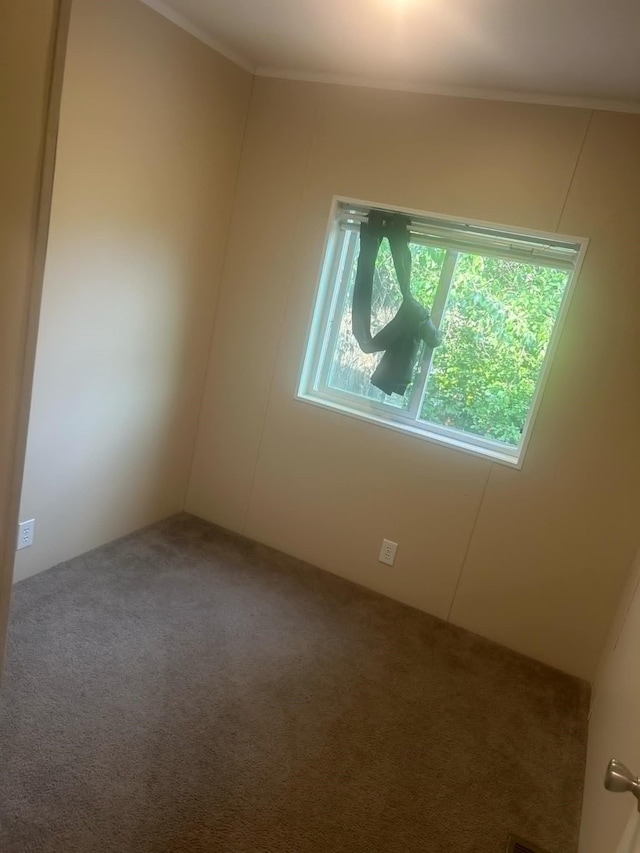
<box><xmin>298</xmin><ymin>199</ymin><xmax>587</xmax><ymax>467</ymax></box>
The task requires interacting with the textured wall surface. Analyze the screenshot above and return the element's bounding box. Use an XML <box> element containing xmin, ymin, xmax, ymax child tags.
<box><xmin>15</xmin><ymin>0</ymin><xmax>252</xmax><ymax>582</ymax></box>
<box><xmin>187</xmin><ymin>79</ymin><xmax>640</xmax><ymax>679</ymax></box>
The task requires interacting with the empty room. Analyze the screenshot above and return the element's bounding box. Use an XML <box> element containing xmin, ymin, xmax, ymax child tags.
<box><xmin>2</xmin><ymin>0</ymin><xmax>640</xmax><ymax>851</ymax></box>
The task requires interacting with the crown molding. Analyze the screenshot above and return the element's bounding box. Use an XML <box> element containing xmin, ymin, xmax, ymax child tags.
<box><xmin>139</xmin><ymin>2</ymin><xmax>640</xmax><ymax>114</ymax></box>
<box><xmin>255</xmin><ymin>67</ymin><xmax>640</xmax><ymax>115</ymax></box>
<box><xmin>139</xmin><ymin>0</ymin><xmax>255</xmax><ymax>73</ymax></box>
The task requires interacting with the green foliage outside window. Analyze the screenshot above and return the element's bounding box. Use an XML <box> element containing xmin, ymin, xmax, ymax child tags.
<box><xmin>329</xmin><ymin>238</ymin><xmax>568</xmax><ymax>447</ymax></box>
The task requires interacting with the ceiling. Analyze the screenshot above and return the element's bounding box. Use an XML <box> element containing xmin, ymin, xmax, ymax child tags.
<box><xmin>144</xmin><ymin>0</ymin><xmax>640</xmax><ymax>110</ymax></box>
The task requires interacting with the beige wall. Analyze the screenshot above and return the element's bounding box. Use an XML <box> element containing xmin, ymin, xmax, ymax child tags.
<box><xmin>12</xmin><ymin>13</ymin><xmax>640</xmax><ymax>682</ymax></box>
<box><xmin>186</xmin><ymin>79</ymin><xmax>640</xmax><ymax>680</ymax></box>
<box><xmin>0</xmin><ymin>0</ymin><xmax>67</xmax><ymax>671</ymax></box>
<box><xmin>14</xmin><ymin>0</ymin><xmax>252</xmax><ymax>582</ymax></box>
<box><xmin>580</xmin><ymin>548</ymin><xmax>640</xmax><ymax>851</ymax></box>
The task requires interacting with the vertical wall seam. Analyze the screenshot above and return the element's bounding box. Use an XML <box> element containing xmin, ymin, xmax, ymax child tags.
<box><xmin>240</xmin><ymin>85</ymin><xmax>327</xmax><ymax>537</ymax></box>
<box><xmin>445</xmin><ymin>109</ymin><xmax>594</xmax><ymax>625</ymax></box>
<box><xmin>555</xmin><ymin>109</ymin><xmax>594</xmax><ymax>232</ymax></box>
<box><xmin>446</xmin><ymin>463</ymin><xmax>493</xmax><ymax>621</ymax></box>
<box><xmin>181</xmin><ymin>70</ymin><xmax>257</xmax><ymax>514</ymax></box>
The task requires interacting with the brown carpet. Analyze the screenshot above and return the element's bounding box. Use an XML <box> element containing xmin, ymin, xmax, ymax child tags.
<box><xmin>0</xmin><ymin>513</ymin><xmax>588</xmax><ymax>853</ymax></box>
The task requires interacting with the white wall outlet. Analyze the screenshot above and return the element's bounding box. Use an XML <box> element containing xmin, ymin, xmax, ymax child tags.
<box><xmin>17</xmin><ymin>519</ymin><xmax>35</xmax><ymax>551</ymax></box>
<box><xmin>379</xmin><ymin>538</ymin><xmax>398</xmax><ymax>566</ymax></box>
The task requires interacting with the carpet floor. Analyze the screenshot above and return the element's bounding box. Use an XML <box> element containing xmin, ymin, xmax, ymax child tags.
<box><xmin>0</xmin><ymin>514</ymin><xmax>588</xmax><ymax>853</ymax></box>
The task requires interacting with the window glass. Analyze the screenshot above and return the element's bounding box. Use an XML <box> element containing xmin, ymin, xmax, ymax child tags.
<box><xmin>300</xmin><ymin>201</ymin><xmax>584</xmax><ymax>466</ymax></box>
<box><xmin>327</xmin><ymin>241</ymin><xmax>446</xmax><ymax>409</ymax></box>
<box><xmin>420</xmin><ymin>254</ymin><xmax>569</xmax><ymax>445</ymax></box>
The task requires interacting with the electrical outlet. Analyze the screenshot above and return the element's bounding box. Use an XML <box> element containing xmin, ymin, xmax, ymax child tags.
<box><xmin>17</xmin><ymin>519</ymin><xmax>35</xmax><ymax>551</ymax></box>
<box><xmin>379</xmin><ymin>539</ymin><xmax>398</xmax><ymax>566</ymax></box>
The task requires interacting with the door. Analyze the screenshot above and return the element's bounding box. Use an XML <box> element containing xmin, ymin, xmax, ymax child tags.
<box><xmin>0</xmin><ymin>0</ymin><xmax>69</xmax><ymax>679</ymax></box>
<box><xmin>579</xmin><ymin>547</ymin><xmax>640</xmax><ymax>851</ymax></box>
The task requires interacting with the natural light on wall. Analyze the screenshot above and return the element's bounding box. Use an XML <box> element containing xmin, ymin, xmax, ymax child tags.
<box><xmin>298</xmin><ymin>198</ymin><xmax>588</xmax><ymax>467</ymax></box>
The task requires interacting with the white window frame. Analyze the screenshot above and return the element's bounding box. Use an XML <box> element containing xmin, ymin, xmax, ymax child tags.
<box><xmin>297</xmin><ymin>196</ymin><xmax>589</xmax><ymax>468</ymax></box>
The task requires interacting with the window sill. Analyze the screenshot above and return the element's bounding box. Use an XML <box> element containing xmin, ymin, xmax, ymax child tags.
<box><xmin>296</xmin><ymin>391</ymin><xmax>523</xmax><ymax>468</ymax></box>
